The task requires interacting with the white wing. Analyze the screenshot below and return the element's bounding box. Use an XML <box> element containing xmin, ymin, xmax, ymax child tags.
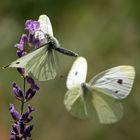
<box><xmin>25</xmin><ymin>48</ymin><xmax>57</xmax><ymax>81</ymax></box>
<box><xmin>93</xmin><ymin>91</ymin><xmax>123</xmax><ymax>124</ymax></box>
<box><xmin>8</xmin><ymin>46</ymin><xmax>47</xmax><ymax>68</ymax></box>
<box><xmin>38</xmin><ymin>14</ymin><xmax>53</xmax><ymax>36</ymax></box>
<box><xmin>66</xmin><ymin>57</ymin><xmax>87</xmax><ymax>89</ymax></box>
<box><xmin>89</xmin><ymin>66</ymin><xmax>135</xmax><ymax>99</ymax></box>
<box><xmin>8</xmin><ymin>46</ymin><xmax>57</xmax><ymax>81</ymax></box>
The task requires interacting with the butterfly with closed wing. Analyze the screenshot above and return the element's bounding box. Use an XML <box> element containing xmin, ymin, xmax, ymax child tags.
<box><xmin>64</xmin><ymin>57</ymin><xmax>135</xmax><ymax>124</ymax></box>
<box><xmin>4</xmin><ymin>15</ymin><xmax>78</xmax><ymax>81</ymax></box>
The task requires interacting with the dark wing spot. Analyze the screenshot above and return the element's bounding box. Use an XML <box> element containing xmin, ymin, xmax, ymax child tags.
<box><xmin>115</xmin><ymin>90</ymin><xmax>119</xmax><ymax>93</ymax></box>
<box><xmin>16</xmin><ymin>62</ymin><xmax>20</xmax><ymax>64</ymax></box>
<box><xmin>75</xmin><ymin>71</ymin><xmax>78</xmax><ymax>76</ymax></box>
<box><xmin>117</xmin><ymin>79</ymin><xmax>123</xmax><ymax>84</ymax></box>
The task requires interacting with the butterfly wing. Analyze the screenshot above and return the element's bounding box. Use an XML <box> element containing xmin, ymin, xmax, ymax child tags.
<box><xmin>93</xmin><ymin>89</ymin><xmax>123</xmax><ymax>124</ymax></box>
<box><xmin>25</xmin><ymin>48</ymin><xmax>57</xmax><ymax>81</ymax></box>
<box><xmin>8</xmin><ymin>46</ymin><xmax>57</xmax><ymax>81</ymax></box>
<box><xmin>89</xmin><ymin>66</ymin><xmax>135</xmax><ymax>99</ymax></box>
<box><xmin>66</xmin><ymin>57</ymin><xmax>87</xmax><ymax>89</ymax></box>
<box><xmin>8</xmin><ymin>46</ymin><xmax>47</xmax><ymax>68</ymax></box>
<box><xmin>65</xmin><ymin>83</ymin><xmax>98</xmax><ymax>120</ymax></box>
<box><xmin>65</xmin><ymin>57</ymin><xmax>89</xmax><ymax>118</ymax></box>
<box><xmin>38</xmin><ymin>14</ymin><xmax>53</xmax><ymax>36</ymax></box>
<box><xmin>64</xmin><ymin>85</ymin><xmax>88</xmax><ymax>119</ymax></box>
<box><xmin>64</xmin><ymin>83</ymin><xmax>123</xmax><ymax>124</ymax></box>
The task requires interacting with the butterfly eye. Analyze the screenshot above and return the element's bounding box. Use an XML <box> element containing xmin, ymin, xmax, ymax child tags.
<box><xmin>117</xmin><ymin>79</ymin><xmax>123</xmax><ymax>84</ymax></box>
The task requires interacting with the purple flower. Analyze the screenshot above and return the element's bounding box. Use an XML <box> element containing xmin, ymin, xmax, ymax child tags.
<box><xmin>21</xmin><ymin>106</ymin><xmax>34</xmax><ymax>122</ymax></box>
<box><xmin>27</xmin><ymin>33</ymin><xmax>34</xmax><ymax>45</ymax></box>
<box><xmin>9</xmin><ymin>104</ymin><xmax>21</xmax><ymax>121</ymax></box>
<box><xmin>16</xmin><ymin>50</ymin><xmax>27</xmax><ymax>58</ymax></box>
<box><xmin>24</xmin><ymin>116</ymin><xmax>33</xmax><ymax>123</ymax></box>
<box><xmin>12</xmin><ymin>123</ymin><xmax>19</xmax><ymax>135</ymax></box>
<box><xmin>10</xmin><ymin>121</ymin><xmax>32</xmax><ymax>139</ymax></box>
<box><xmin>32</xmin><ymin>38</ymin><xmax>41</xmax><ymax>48</ymax></box>
<box><xmin>24</xmin><ymin>125</ymin><xmax>33</xmax><ymax>137</ymax></box>
<box><xmin>28</xmin><ymin>31</ymin><xmax>45</xmax><ymax>48</ymax></box>
<box><xmin>15</xmin><ymin>19</ymin><xmax>45</xmax><ymax>50</ymax></box>
<box><xmin>19</xmin><ymin>121</ymin><xmax>25</xmax><ymax>135</ymax></box>
<box><xmin>25</xmin><ymin>19</ymin><xmax>47</xmax><ymax>48</ymax></box>
<box><xmin>25</xmin><ymin>88</ymin><xmax>36</xmax><ymax>102</ymax></box>
<box><xmin>17</xmin><ymin>68</ymin><xmax>25</xmax><ymax>76</ymax></box>
<box><xmin>10</xmin><ymin>133</ymin><xmax>16</xmax><ymax>140</ymax></box>
<box><xmin>25</xmin><ymin>20</ymin><xmax>40</xmax><ymax>34</ymax></box>
<box><xmin>15</xmin><ymin>34</ymin><xmax>28</xmax><ymax>50</ymax></box>
<box><xmin>12</xmin><ymin>82</ymin><xmax>24</xmax><ymax>100</ymax></box>
<box><xmin>27</xmin><ymin>76</ymin><xmax>39</xmax><ymax>91</ymax></box>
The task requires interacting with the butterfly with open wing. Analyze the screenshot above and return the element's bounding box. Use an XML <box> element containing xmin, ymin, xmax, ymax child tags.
<box><xmin>64</xmin><ymin>57</ymin><xmax>135</xmax><ymax>124</ymax></box>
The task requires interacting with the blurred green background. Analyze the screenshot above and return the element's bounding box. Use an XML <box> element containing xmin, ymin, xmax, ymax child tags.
<box><xmin>0</xmin><ymin>0</ymin><xmax>140</xmax><ymax>139</ymax></box>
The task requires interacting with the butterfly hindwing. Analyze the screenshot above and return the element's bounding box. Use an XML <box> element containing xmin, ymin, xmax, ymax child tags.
<box><xmin>89</xmin><ymin>66</ymin><xmax>135</xmax><ymax>99</ymax></box>
<box><xmin>64</xmin><ymin>85</ymin><xmax>87</xmax><ymax>119</ymax></box>
<box><xmin>25</xmin><ymin>47</ymin><xmax>57</xmax><ymax>81</ymax></box>
<box><xmin>64</xmin><ymin>84</ymin><xmax>96</xmax><ymax>120</ymax></box>
<box><xmin>92</xmin><ymin>89</ymin><xmax>123</xmax><ymax>124</ymax></box>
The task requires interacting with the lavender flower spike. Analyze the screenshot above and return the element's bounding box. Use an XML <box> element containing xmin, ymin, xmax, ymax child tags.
<box><xmin>8</xmin><ymin>15</ymin><xmax>44</xmax><ymax>140</ymax></box>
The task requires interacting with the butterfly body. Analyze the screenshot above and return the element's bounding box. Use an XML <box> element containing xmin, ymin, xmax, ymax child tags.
<box><xmin>64</xmin><ymin>57</ymin><xmax>135</xmax><ymax>124</ymax></box>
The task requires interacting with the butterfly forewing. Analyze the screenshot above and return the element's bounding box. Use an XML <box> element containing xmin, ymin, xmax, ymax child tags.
<box><xmin>8</xmin><ymin>46</ymin><xmax>47</xmax><ymax>69</ymax></box>
<box><xmin>38</xmin><ymin>14</ymin><xmax>53</xmax><ymax>36</ymax></box>
<box><xmin>26</xmin><ymin>47</ymin><xmax>57</xmax><ymax>81</ymax></box>
<box><xmin>66</xmin><ymin>57</ymin><xmax>87</xmax><ymax>89</ymax></box>
<box><xmin>89</xmin><ymin>66</ymin><xmax>135</xmax><ymax>99</ymax></box>
<box><xmin>8</xmin><ymin>45</ymin><xmax>57</xmax><ymax>81</ymax></box>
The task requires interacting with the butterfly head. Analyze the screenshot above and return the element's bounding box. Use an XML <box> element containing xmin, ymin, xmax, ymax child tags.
<box><xmin>81</xmin><ymin>83</ymin><xmax>92</xmax><ymax>98</ymax></box>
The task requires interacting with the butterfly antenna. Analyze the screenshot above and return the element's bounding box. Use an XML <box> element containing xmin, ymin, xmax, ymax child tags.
<box><xmin>45</xmin><ymin>11</ymin><xmax>48</xmax><ymax>15</ymax></box>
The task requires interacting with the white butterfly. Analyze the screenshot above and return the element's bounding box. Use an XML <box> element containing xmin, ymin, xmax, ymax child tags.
<box><xmin>5</xmin><ymin>15</ymin><xmax>78</xmax><ymax>81</ymax></box>
<box><xmin>64</xmin><ymin>57</ymin><xmax>135</xmax><ymax>124</ymax></box>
